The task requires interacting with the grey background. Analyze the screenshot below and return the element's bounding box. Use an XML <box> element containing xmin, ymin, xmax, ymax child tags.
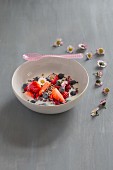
<box><xmin>0</xmin><ymin>0</ymin><xmax>113</xmax><ymax>170</ymax></box>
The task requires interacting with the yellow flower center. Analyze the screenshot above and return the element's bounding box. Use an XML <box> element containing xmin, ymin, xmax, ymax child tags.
<box><xmin>99</xmin><ymin>48</ymin><xmax>104</xmax><ymax>54</ymax></box>
<box><xmin>56</xmin><ymin>40</ymin><xmax>61</xmax><ymax>45</ymax></box>
<box><xmin>40</xmin><ymin>80</ymin><xmax>45</xmax><ymax>84</ymax></box>
<box><xmin>69</xmin><ymin>47</ymin><xmax>73</xmax><ymax>51</ymax></box>
<box><xmin>105</xmin><ymin>88</ymin><xmax>110</xmax><ymax>92</ymax></box>
<box><xmin>88</xmin><ymin>53</ymin><xmax>92</xmax><ymax>58</ymax></box>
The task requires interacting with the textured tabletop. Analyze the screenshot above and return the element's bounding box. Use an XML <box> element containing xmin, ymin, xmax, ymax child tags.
<box><xmin>0</xmin><ymin>0</ymin><xmax>113</xmax><ymax>170</ymax></box>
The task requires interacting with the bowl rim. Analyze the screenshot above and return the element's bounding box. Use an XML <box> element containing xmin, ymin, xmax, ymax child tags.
<box><xmin>12</xmin><ymin>57</ymin><xmax>89</xmax><ymax>108</ymax></box>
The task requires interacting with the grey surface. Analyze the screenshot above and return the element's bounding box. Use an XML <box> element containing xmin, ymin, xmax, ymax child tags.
<box><xmin>0</xmin><ymin>0</ymin><xmax>113</xmax><ymax>170</ymax></box>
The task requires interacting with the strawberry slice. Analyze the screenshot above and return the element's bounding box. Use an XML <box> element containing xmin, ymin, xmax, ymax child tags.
<box><xmin>25</xmin><ymin>91</ymin><xmax>34</xmax><ymax>98</ymax></box>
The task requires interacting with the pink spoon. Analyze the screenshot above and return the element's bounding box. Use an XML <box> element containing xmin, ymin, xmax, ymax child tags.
<box><xmin>23</xmin><ymin>53</ymin><xmax>83</xmax><ymax>61</ymax></box>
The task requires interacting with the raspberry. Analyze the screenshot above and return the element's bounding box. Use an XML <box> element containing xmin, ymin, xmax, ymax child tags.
<box><xmin>67</xmin><ymin>76</ymin><xmax>72</xmax><ymax>81</ymax></box>
<box><xmin>62</xmin><ymin>91</ymin><xmax>69</xmax><ymax>99</ymax></box>
<box><xmin>65</xmin><ymin>89</ymin><xmax>69</xmax><ymax>92</ymax></box>
<box><xmin>24</xmin><ymin>85</ymin><xmax>29</xmax><ymax>92</ymax></box>
<box><xmin>51</xmin><ymin>75</ymin><xmax>59</xmax><ymax>84</ymax></box>
<box><xmin>65</xmin><ymin>84</ymin><xmax>71</xmax><ymax>91</ymax></box>
<box><xmin>35</xmin><ymin>93</ymin><xmax>39</xmax><ymax>99</ymax></box>
<box><xmin>53</xmin><ymin>99</ymin><xmax>60</xmax><ymax>105</ymax></box>
<box><xmin>55</xmin><ymin>85</ymin><xmax>60</xmax><ymax>89</ymax></box>
<box><xmin>28</xmin><ymin>81</ymin><xmax>41</xmax><ymax>93</ymax></box>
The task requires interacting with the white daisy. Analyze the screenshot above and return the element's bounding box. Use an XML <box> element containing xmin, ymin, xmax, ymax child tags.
<box><xmin>86</xmin><ymin>52</ymin><xmax>93</xmax><ymax>60</ymax></box>
<box><xmin>95</xmin><ymin>80</ymin><xmax>103</xmax><ymax>87</ymax></box>
<box><xmin>91</xmin><ymin>107</ymin><xmax>99</xmax><ymax>117</ymax></box>
<box><xmin>67</xmin><ymin>45</ymin><xmax>74</xmax><ymax>53</ymax></box>
<box><xmin>78</xmin><ymin>43</ymin><xmax>87</xmax><ymax>50</ymax></box>
<box><xmin>53</xmin><ymin>38</ymin><xmax>63</xmax><ymax>47</ymax></box>
<box><xmin>96</xmin><ymin>48</ymin><xmax>105</xmax><ymax>55</ymax></box>
<box><xmin>102</xmin><ymin>88</ymin><xmax>110</xmax><ymax>95</ymax></box>
<box><xmin>38</xmin><ymin>77</ymin><xmax>47</xmax><ymax>86</ymax></box>
<box><xmin>97</xmin><ymin>60</ymin><xmax>107</xmax><ymax>68</ymax></box>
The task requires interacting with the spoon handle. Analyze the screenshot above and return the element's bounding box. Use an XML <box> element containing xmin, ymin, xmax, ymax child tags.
<box><xmin>23</xmin><ymin>53</ymin><xmax>83</xmax><ymax>61</ymax></box>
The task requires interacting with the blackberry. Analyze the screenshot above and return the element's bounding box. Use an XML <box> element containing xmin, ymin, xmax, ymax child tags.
<box><xmin>46</xmin><ymin>77</ymin><xmax>51</xmax><ymax>82</ymax></box>
<box><xmin>70</xmin><ymin>80</ymin><xmax>78</xmax><ymax>85</ymax></box>
<box><xmin>58</xmin><ymin>73</ymin><xmax>64</xmax><ymax>79</ymax></box>
<box><xmin>33</xmin><ymin>77</ymin><xmax>39</xmax><ymax>81</ymax></box>
<box><xmin>70</xmin><ymin>91</ymin><xmax>76</xmax><ymax>96</ymax></box>
<box><xmin>30</xmin><ymin>100</ymin><xmax>36</xmax><ymax>103</ymax></box>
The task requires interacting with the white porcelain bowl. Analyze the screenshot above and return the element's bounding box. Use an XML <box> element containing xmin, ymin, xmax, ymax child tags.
<box><xmin>12</xmin><ymin>57</ymin><xmax>89</xmax><ymax>114</ymax></box>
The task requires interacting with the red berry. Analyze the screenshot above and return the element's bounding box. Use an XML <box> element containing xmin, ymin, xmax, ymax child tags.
<box><xmin>35</xmin><ymin>93</ymin><xmax>39</xmax><ymax>99</ymax></box>
<box><xmin>51</xmin><ymin>75</ymin><xmax>59</xmax><ymax>84</ymax></box>
<box><xmin>24</xmin><ymin>86</ymin><xmax>29</xmax><ymax>92</ymax></box>
<box><xmin>62</xmin><ymin>91</ymin><xmax>69</xmax><ymax>99</ymax></box>
<box><xmin>55</xmin><ymin>85</ymin><xmax>60</xmax><ymax>89</ymax></box>
<box><xmin>54</xmin><ymin>99</ymin><xmax>60</xmax><ymax>105</ymax></box>
<box><xmin>65</xmin><ymin>89</ymin><xmax>69</xmax><ymax>92</ymax></box>
<box><xmin>28</xmin><ymin>81</ymin><xmax>41</xmax><ymax>93</ymax></box>
<box><xmin>65</xmin><ymin>84</ymin><xmax>71</xmax><ymax>91</ymax></box>
<box><xmin>67</xmin><ymin>76</ymin><xmax>72</xmax><ymax>81</ymax></box>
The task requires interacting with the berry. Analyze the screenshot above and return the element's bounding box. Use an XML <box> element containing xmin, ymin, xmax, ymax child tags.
<box><xmin>59</xmin><ymin>87</ymin><xmax>65</xmax><ymax>93</ymax></box>
<box><xmin>65</xmin><ymin>84</ymin><xmax>71</xmax><ymax>91</ymax></box>
<box><xmin>35</xmin><ymin>93</ymin><xmax>39</xmax><ymax>99</ymax></box>
<box><xmin>51</xmin><ymin>75</ymin><xmax>59</xmax><ymax>84</ymax></box>
<box><xmin>70</xmin><ymin>80</ymin><xmax>78</xmax><ymax>85</ymax></box>
<box><xmin>22</xmin><ymin>83</ymin><xmax>28</xmax><ymax>89</ymax></box>
<box><xmin>33</xmin><ymin>77</ymin><xmax>39</xmax><ymax>81</ymax></box>
<box><xmin>58</xmin><ymin>73</ymin><xmax>64</xmax><ymax>79</ymax></box>
<box><xmin>65</xmin><ymin>89</ymin><xmax>69</xmax><ymax>92</ymax></box>
<box><xmin>30</xmin><ymin>100</ymin><xmax>36</xmax><ymax>103</ymax></box>
<box><xmin>55</xmin><ymin>85</ymin><xmax>60</xmax><ymax>89</ymax></box>
<box><xmin>24</xmin><ymin>86</ymin><xmax>29</xmax><ymax>92</ymax></box>
<box><xmin>76</xmin><ymin>88</ymin><xmax>79</xmax><ymax>93</ymax></box>
<box><xmin>70</xmin><ymin>91</ymin><xmax>76</xmax><ymax>96</ymax></box>
<box><xmin>62</xmin><ymin>91</ymin><xmax>69</xmax><ymax>99</ymax></box>
<box><xmin>53</xmin><ymin>99</ymin><xmax>60</xmax><ymax>105</ymax></box>
<box><xmin>43</xmin><ymin>92</ymin><xmax>49</xmax><ymax>99</ymax></box>
<box><xmin>29</xmin><ymin>81</ymin><xmax>41</xmax><ymax>93</ymax></box>
<box><xmin>67</xmin><ymin>76</ymin><xmax>72</xmax><ymax>81</ymax></box>
<box><xmin>46</xmin><ymin>77</ymin><xmax>51</xmax><ymax>82</ymax></box>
